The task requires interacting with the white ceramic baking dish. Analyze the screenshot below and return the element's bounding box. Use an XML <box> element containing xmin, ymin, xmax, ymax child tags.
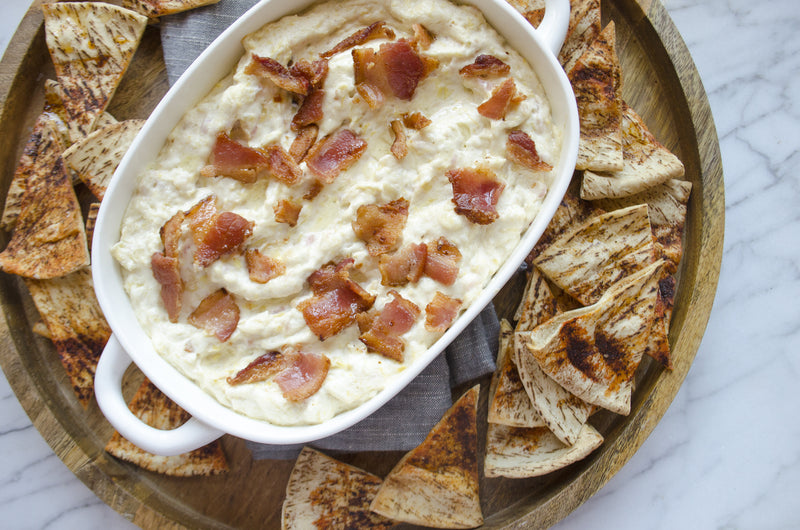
<box><xmin>92</xmin><ymin>0</ymin><xmax>578</xmax><ymax>455</ymax></box>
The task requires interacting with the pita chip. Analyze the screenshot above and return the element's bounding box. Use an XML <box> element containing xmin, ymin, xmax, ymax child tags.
<box><xmin>62</xmin><ymin>119</ymin><xmax>145</xmax><ymax>200</ymax></box>
<box><xmin>514</xmin><ymin>267</ymin><xmax>561</xmax><ymax>333</ymax></box>
<box><xmin>281</xmin><ymin>447</ymin><xmax>391</xmax><ymax>530</ymax></box>
<box><xmin>521</xmin><ymin>260</ymin><xmax>666</xmax><ymax>415</ymax></box>
<box><xmin>24</xmin><ymin>269</ymin><xmax>110</xmax><ymax>406</ymax></box>
<box><xmin>569</xmin><ymin>22</ymin><xmax>623</xmax><ymax>172</ymax></box>
<box><xmin>506</xmin><ymin>0</ymin><xmax>546</xmax><ymax>27</ymax></box>
<box><xmin>1</xmin><ymin>113</ymin><xmax>67</xmax><ymax>231</ymax></box>
<box><xmin>513</xmin><ymin>331</ymin><xmax>594</xmax><ymax>445</ymax></box>
<box><xmin>0</xmin><ymin>152</ymin><xmax>89</xmax><ymax>279</ymax></box>
<box><xmin>559</xmin><ymin>0</ymin><xmax>601</xmax><ymax>73</ymax></box>
<box><xmin>42</xmin><ymin>2</ymin><xmax>147</xmax><ymax>142</ymax></box>
<box><xmin>532</xmin><ymin>203</ymin><xmax>656</xmax><ymax>306</ymax></box>
<box><xmin>371</xmin><ymin>385</ymin><xmax>483</xmax><ymax>529</ymax></box>
<box><xmin>484</xmin><ymin>423</ymin><xmax>603</xmax><ymax>479</ymax></box>
<box><xmin>595</xmin><ymin>179</ymin><xmax>692</xmax><ymax>272</ymax></box>
<box><xmin>581</xmin><ymin>103</ymin><xmax>686</xmax><ymax>200</ymax></box>
<box><xmin>510</xmin><ymin>268</ymin><xmax>595</xmax><ymax>444</ymax></box>
<box><xmin>43</xmin><ymin>79</ymin><xmax>116</xmax><ymax>145</ymax></box>
<box><xmin>122</xmin><ymin>0</ymin><xmax>222</xmax><ymax>18</ymax></box>
<box><xmin>105</xmin><ymin>379</ymin><xmax>229</xmax><ymax>476</ymax></box>
<box><xmin>86</xmin><ymin>202</ymin><xmax>101</xmax><ymax>249</ymax></box>
<box><xmin>528</xmin><ymin>176</ymin><xmax>605</xmax><ymax>263</ymax></box>
<box><xmin>488</xmin><ymin>320</ymin><xmax>546</xmax><ymax>428</ymax></box>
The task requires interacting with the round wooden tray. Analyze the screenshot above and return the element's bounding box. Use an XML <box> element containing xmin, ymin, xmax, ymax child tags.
<box><xmin>0</xmin><ymin>0</ymin><xmax>723</xmax><ymax>528</ymax></box>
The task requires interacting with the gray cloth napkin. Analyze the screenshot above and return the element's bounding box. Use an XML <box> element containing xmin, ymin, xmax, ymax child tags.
<box><xmin>160</xmin><ymin>1</ymin><xmax>498</xmax><ymax>459</ymax></box>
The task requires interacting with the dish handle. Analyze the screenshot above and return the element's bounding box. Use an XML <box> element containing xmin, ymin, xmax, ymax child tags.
<box><xmin>538</xmin><ymin>0</ymin><xmax>571</xmax><ymax>57</ymax></box>
<box><xmin>94</xmin><ymin>334</ymin><xmax>225</xmax><ymax>456</ymax></box>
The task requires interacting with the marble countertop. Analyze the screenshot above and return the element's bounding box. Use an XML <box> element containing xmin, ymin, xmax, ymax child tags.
<box><xmin>2</xmin><ymin>0</ymin><xmax>798</xmax><ymax>528</ymax></box>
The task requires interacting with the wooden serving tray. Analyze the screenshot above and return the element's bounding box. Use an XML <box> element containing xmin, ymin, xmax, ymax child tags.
<box><xmin>0</xmin><ymin>0</ymin><xmax>723</xmax><ymax>528</ymax></box>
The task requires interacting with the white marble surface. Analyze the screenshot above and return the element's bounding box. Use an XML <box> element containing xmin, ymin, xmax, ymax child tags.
<box><xmin>1</xmin><ymin>0</ymin><xmax>798</xmax><ymax>528</ymax></box>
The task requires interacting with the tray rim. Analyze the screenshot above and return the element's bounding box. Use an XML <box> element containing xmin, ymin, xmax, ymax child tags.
<box><xmin>0</xmin><ymin>0</ymin><xmax>724</xmax><ymax>528</ymax></box>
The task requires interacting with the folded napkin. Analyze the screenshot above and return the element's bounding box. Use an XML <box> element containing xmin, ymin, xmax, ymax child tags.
<box><xmin>160</xmin><ymin>0</ymin><xmax>498</xmax><ymax>459</ymax></box>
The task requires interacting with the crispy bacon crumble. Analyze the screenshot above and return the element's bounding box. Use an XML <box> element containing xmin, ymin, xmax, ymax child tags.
<box><xmin>447</xmin><ymin>166</ymin><xmax>505</xmax><ymax>225</ymax></box>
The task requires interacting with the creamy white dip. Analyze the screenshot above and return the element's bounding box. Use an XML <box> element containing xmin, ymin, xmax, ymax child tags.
<box><xmin>112</xmin><ymin>0</ymin><xmax>561</xmax><ymax>425</ymax></box>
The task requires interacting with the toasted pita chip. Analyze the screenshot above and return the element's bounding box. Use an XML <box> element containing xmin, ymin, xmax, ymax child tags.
<box><xmin>569</xmin><ymin>22</ymin><xmax>623</xmax><ymax>172</ymax></box>
<box><xmin>32</xmin><ymin>321</ymin><xmax>52</xmax><ymax>339</ymax></box>
<box><xmin>513</xmin><ymin>331</ymin><xmax>594</xmax><ymax>444</ymax></box>
<box><xmin>42</xmin><ymin>2</ymin><xmax>147</xmax><ymax>142</ymax></box>
<box><xmin>488</xmin><ymin>320</ymin><xmax>546</xmax><ymax>428</ymax></box>
<box><xmin>581</xmin><ymin>103</ymin><xmax>685</xmax><ymax>199</ymax></box>
<box><xmin>506</xmin><ymin>0</ymin><xmax>545</xmax><ymax>27</ymax></box>
<box><xmin>1</xmin><ymin>113</ymin><xmax>67</xmax><ymax>231</ymax></box>
<box><xmin>644</xmin><ymin>277</ymin><xmax>673</xmax><ymax>369</ymax></box>
<box><xmin>533</xmin><ymin>204</ymin><xmax>656</xmax><ymax>306</ymax></box>
<box><xmin>559</xmin><ymin>0</ymin><xmax>601</xmax><ymax>73</ymax></box>
<box><xmin>105</xmin><ymin>379</ymin><xmax>229</xmax><ymax>476</ymax></box>
<box><xmin>514</xmin><ymin>267</ymin><xmax>561</xmax><ymax>332</ymax></box>
<box><xmin>371</xmin><ymin>385</ymin><xmax>482</xmax><ymax>529</ymax></box>
<box><xmin>85</xmin><ymin>202</ymin><xmax>101</xmax><ymax>249</ymax></box>
<box><xmin>528</xmin><ymin>176</ymin><xmax>605</xmax><ymax>263</ymax></box>
<box><xmin>281</xmin><ymin>447</ymin><xmax>391</xmax><ymax>530</ymax></box>
<box><xmin>43</xmin><ymin>79</ymin><xmax>116</xmax><ymax>145</ymax></box>
<box><xmin>510</xmin><ymin>269</ymin><xmax>595</xmax><ymax>444</ymax></box>
<box><xmin>0</xmin><ymin>152</ymin><xmax>89</xmax><ymax>279</ymax></box>
<box><xmin>521</xmin><ymin>260</ymin><xmax>666</xmax><ymax>415</ymax></box>
<box><xmin>62</xmin><ymin>119</ymin><xmax>145</xmax><ymax>200</ymax></box>
<box><xmin>24</xmin><ymin>269</ymin><xmax>109</xmax><ymax>406</ymax></box>
<box><xmin>484</xmin><ymin>422</ymin><xmax>603</xmax><ymax>478</ymax></box>
<box><xmin>122</xmin><ymin>0</ymin><xmax>221</xmax><ymax>18</ymax></box>
<box><xmin>595</xmin><ymin>179</ymin><xmax>692</xmax><ymax>271</ymax></box>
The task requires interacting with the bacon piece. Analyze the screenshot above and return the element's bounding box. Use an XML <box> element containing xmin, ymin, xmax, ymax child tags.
<box><xmin>246</xmin><ymin>249</ymin><xmax>286</xmax><ymax>284</ymax></box>
<box><xmin>425</xmin><ymin>291</ymin><xmax>462</xmax><ymax>332</ymax></box>
<box><xmin>201</xmin><ymin>132</ymin><xmax>269</xmax><ymax>183</ymax></box>
<box><xmin>355</xmin><ymin>78</ymin><xmax>386</xmax><ymax>110</ymax></box>
<box><xmin>424</xmin><ymin>237</ymin><xmax>461</xmax><ymax>286</ymax></box>
<box><xmin>160</xmin><ymin>210</ymin><xmax>185</xmax><ymax>258</ymax></box>
<box><xmin>291</xmin><ymin>89</ymin><xmax>325</xmax><ymax>131</ymax></box>
<box><xmin>506</xmin><ymin>130</ymin><xmax>554</xmax><ymax>172</ymax></box>
<box><xmin>353</xmin><ymin>40</ymin><xmax>435</xmax><ymax>105</ymax></box>
<box><xmin>151</xmin><ymin>252</ymin><xmax>183</xmax><ymax>323</ymax></box>
<box><xmin>289</xmin><ymin>124</ymin><xmax>319</xmax><ymax>163</ymax></box>
<box><xmin>289</xmin><ymin>58</ymin><xmax>329</xmax><ymax>89</ymax></box>
<box><xmin>274</xmin><ymin>351</ymin><xmax>331</xmax><ymax>401</ymax></box>
<box><xmin>227</xmin><ymin>350</ymin><xmax>287</xmax><ymax>385</ymax></box>
<box><xmin>411</xmin><ymin>23</ymin><xmax>434</xmax><ymax>50</ymax></box>
<box><xmin>321</xmin><ymin>21</ymin><xmax>395</xmax><ymax>59</ymax></box>
<box><xmin>246</xmin><ymin>54</ymin><xmax>310</xmax><ymax>95</ymax></box>
<box><xmin>353</xmin><ymin>47</ymin><xmax>388</xmax><ymax>110</ymax></box>
<box><xmin>194</xmin><ymin>211</ymin><xmax>254</xmax><ymax>268</ymax></box>
<box><xmin>298</xmin><ymin>259</ymin><xmax>375</xmax><ymax>340</ymax></box>
<box><xmin>227</xmin><ymin>348</ymin><xmax>330</xmax><ymax>402</ymax></box>
<box><xmin>274</xmin><ymin>199</ymin><xmax>302</xmax><ymax>227</ymax></box>
<box><xmin>185</xmin><ymin>197</ymin><xmax>253</xmax><ymax>267</ymax></box>
<box><xmin>447</xmin><ymin>166</ymin><xmax>505</xmax><ymax>225</ymax></box>
<box><xmin>189</xmin><ymin>289</ymin><xmax>240</xmax><ymax>342</ymax></box>
<box><xmin>381</xmin><ymin>40</ymin><xmax>432</xmax><ymax>100</ymax></box>
<box><xmin>402</xmin><ymin>111</ymin><xmax>431</xmax><ymax>130</ymax></box>
<box><xmin>459</xmin><ymin>54</ymin><xmax>510</xmax><ymax>78</ymax></box>
<box><xmin>390</xmin><ymin>119</ymin><xmax>408</xmax><ymax>160</ymax></box>
<box><xmin>352</xmin><ymin>198</ymin><xmax>409</xmax><ymax>256</ymax></box>
<box><xmin>477</xmin><ymin>78</ymin><xmax>521</xmax><ymax>120</ymax></box>
<box><xmin>306</xmin><ymin>129</ymin><xmax>367</xmax><ymax>183</ymax></box>
<box><xmin>263</xmin><ymin>144</ymin><xmax>303</xmax><ymax>185</ymax></box>
<box><xmin>303</xmin><ymin>180</ymin><xmax>324</xmax><ymax>201</ymax></box>
<box><xmin>379</xmin><ymin>242</ymin><xmax>427</xmax><ymax>286</ymax></box>
<box><xmin>359</xmin><ymin>290</ymin><xmax>420</xmax><ymax>361</ymax></box>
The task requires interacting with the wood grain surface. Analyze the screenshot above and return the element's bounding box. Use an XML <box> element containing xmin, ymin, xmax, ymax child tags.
<box><xmin>0</xmin><ymin>0</ymin><xmax>724</xmax><ymax>528</ymax></box>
